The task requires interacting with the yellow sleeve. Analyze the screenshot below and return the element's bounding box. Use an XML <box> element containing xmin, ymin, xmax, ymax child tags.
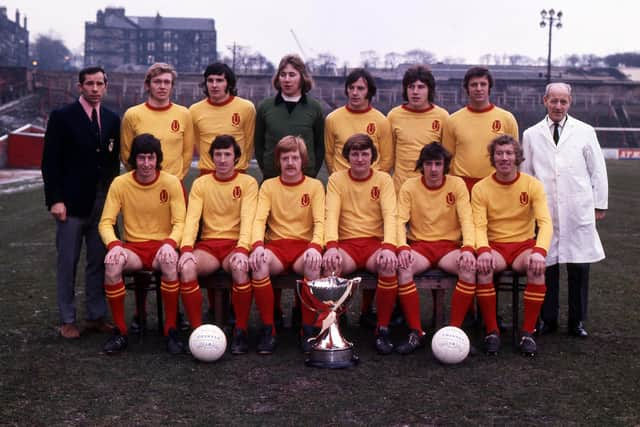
<box><xmin>471</xmin><ymin>185</ymin><xmax>489</xmax><ymax>250</ymax></box>
<box><xmin>324</xmin><ymin>175</ymin><xmax>341</xmax><ymax>246</ymax></box>
<box><xmin>168</xmin><ymin>179</ymin><xmax>186</xmax><ymax>246</ymax></box>
<box><xmin>180</xmin><ymin>110</ymin><xmax>195</xmax><ymax>180</ymax></box>
<box><xmin>532</xmin><ymin>179</ymin><xmax>552</xmax><ymax>252</ymax></box>
<box><xmin>240</xmin><ymin>105</ymin><xmax>256</xmax><ymax>170</ymax></box>
<box><xmin>441</xmin><ymin>115</ymin><xmax>456</xmax><ymax>158</ymax></box>
<box><xmin>181</xmin><ymin>180</ymin><xmax>204</xmax><ymax>249</ymax></box>
<box><xmin>251</xmin><ymin>182</ymin><xmax>272</xmax><ymax>246</ymax></box>
<box><xmin>120</xmin><ymin>111</ymin><xmax>135</xmax><ymax>169</ymax></box>
<box><xmin>310</xmin><ymin>181</ymin><xmax>325</xmax><ymax>248</ymax></box>
<box><xmin>377</xmin><ymin>119</ymin><xmax>394</xmax><ymax>172</ymax></box>
<box><xmin>237</xmin><ymin>178</ymin><xmax>258</xmax><ymax>251</ymax></box>
<box><xmin>454</xmin><ymin>179</ymin><xmax>475</xmax><ymax>249</ymax></box>
<box><xmin>99</xmin><ymin>182</ymin><xmax>122</xmax><ymax>247</ymax></box>
<box><xmin>380</xmin><ymin>174</ymin><xmax>397</xmax><ymax>246</ymax></box>
<box><xmin>324</xmin><ymin>117</ymin><xmax>336</xmax><ymax>174</ymax></box>
<box><xmin>396</xmin><ymin>182</ymin><xmax>411</xmax><ymax>248</ymax></box>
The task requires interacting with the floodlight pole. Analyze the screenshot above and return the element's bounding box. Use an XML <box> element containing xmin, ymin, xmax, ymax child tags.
<box><xmin>540</xmin><ymin>9</ymin><xmax>563</xmax><ymax>84</ymax></box>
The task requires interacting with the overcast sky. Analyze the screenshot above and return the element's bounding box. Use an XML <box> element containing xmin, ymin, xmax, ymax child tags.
<box><xmin>2</xmin><ymin>0</ymin><xmax>638</xmax><ymax>66</ymax></box>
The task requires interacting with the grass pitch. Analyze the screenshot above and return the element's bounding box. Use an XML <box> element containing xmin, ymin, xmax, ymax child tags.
<box><xmin>1</xmin><ymin>161</ymin><xmax>639</xmax><ymax>426</ymax></box>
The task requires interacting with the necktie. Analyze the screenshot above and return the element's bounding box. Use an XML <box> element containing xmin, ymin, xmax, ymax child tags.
<box><xmin>553</xmin><ymin>122</ymin><xmax>559</xmax><ymax>144</ymax></box>
<box><xmin>91</xmin><ymin>107</ymin><xmax>100</xmax><ymax>140</ymax></box>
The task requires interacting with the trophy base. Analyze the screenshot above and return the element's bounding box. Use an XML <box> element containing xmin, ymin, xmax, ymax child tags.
<box><xmin>305</xmin><ymin>348</ymin><xmax>359</xmax><ymax>369</ymax></box>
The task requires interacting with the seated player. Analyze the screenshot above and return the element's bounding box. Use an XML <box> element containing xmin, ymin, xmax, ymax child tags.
<box><xmin>178</xmin><ymin>135</ymin><xmax>258</xmax><ymax>355</ymax></box>
<box><xmin>396</xmin><ymin>143</ymin><xmax>476</xmax><ymax>354</ymax></box>
<box><xmin>98</xmin><ymin>133</ymin><xmax>197</xmax><ymax>355</ymax></box>
<box><xmin>322</xmin><ymin>133</ymin><xmax>398</xmax><ymax>355</ymax></box>
<box><xmin>472</xmin><ymin>135</ymin><xmax>552</xmax><ymax>356</ymax></box>
<box><xmin>249</xmin><ymin>136</ymin><xmax>325</xmax><ymax>354</ymax></box>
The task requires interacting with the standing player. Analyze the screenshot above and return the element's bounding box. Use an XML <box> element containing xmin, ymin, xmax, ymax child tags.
<box><xmin>121</xmin><ymin>62</ymin><xmax>194</xmax><ymax>181</ymax></box>
<box><xmin>472</xmin><ymin>135</ymin><xmax>552</xmax><ymax>356</ymax></box>
<box><xmin>41</xmin><ymin>66</ymin><xmax>120</xmax><ymax>338</ymax></box>
<box><xmin>396</xmin><ymin>143</ymin><xmax>475</xmax><ymax>354</ymax></box>
<box><xmin>442</xmin><ymin>67</ymin><xmax>518</xmax><ymax>192</ymax></box>
<box><xmin>324</xmin><ymin>68</ymin><xmax>393</xmax><ymax>174</ymax></box>
<box><xmin>522</xmin><ymin>82</ymin><xmax>608</xmax><ymax>338</ymax></box>
<box><xmin>249</xmin><ymin>136</ymin><xmax>325</xmax><ymax>354</ymax></box>
<box><xmin>322</xmin><ymin>134</ymin><xmax>398</xmax><ymax>354</ymax></box>
<box><xmin>98</xmin><ymin>134</ymin><xmax>196</xmax><ymax>354</ymax></box>
<box><xmin>255</xmin><ymin>54</ymin><xmax>325</xmax><ymax>180</ymax></box>
<box><xmin>387</xmin><ymin>65</ymin><xmax>449</xmax><ymax>192</ymax></box>
<box><xmin>120</xmin><ymin>62</ymin><xmax>194</xmax><ymax>331</ymax></box>
<box><xmin>189</xmin><ymin>63</ymin><xmax>255</xmax><ymax>174</ymax></box>
<box><xmin>178</xmin><ymin>135</ymin><xmax>258</xmax><ymax>355</ymax></box>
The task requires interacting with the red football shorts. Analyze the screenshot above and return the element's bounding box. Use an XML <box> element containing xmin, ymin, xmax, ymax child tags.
<box><xmin>490</xmin><ymin>239</ymin><xmax>536</xmax><ymax>266</ymax></box>
<box><xmin>265</xmin><ymin>239</ymin><xmax>309</xmax><ymax>272</ymax></box>
<box><xmin>124</xmin><ymin>240</ymin><xmax>165</xmax><ymax>270</ymax></box>
<box><xmin>339</xmin><ymin>237</ymin><xmax>382</xmax><ymax>270</ymax></box>
<box><xmin>409</xmin><ymin>240</ymin><xmax>460</xmax><ymax>265</ymax></box>
<box><xmin>194</xmin><ymin>239</ymin><xmax>237</xmax><ymax>261</ymax></box>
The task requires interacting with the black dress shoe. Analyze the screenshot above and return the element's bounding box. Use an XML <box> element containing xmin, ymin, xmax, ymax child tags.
<box><xmin>536</xmin><ymin>319</ymin><xmax>558</xmax><ymax>336</ymax></box>
<box><xmin>569</xmin><ymin>321</ymin><xmax>588</xmax><ymax>338</ymax></box>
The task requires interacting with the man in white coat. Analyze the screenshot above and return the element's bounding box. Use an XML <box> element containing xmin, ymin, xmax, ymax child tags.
<box><xmin>521</xmin><ymin>82</ymin><xmax>608</xmax><ymax>338</ymax></box>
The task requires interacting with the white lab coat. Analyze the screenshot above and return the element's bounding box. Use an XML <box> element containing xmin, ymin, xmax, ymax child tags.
<box><xmin>521</xmin><ymin>114</ymin><xmax>608</xmax><ymax>265</ymax></box>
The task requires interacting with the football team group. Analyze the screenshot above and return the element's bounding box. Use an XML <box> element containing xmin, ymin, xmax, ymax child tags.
<box><xmin>41</xmin><ymin>54</ymin><xmax>608</xmax><ymax>359</ymax></box>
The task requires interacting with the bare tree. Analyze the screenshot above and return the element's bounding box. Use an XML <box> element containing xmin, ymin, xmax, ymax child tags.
<box><xmin>360</xmin><ymin>50</ymin><xmax>379</xmax><ymax>69</ymax></box>
<box><xmin>404</xmin><ymin>49</ymin><xmax>436</xmax><ymax>64</ymax></box>
<box><xmin>384</xmin><ymin>52</ymin><xmax>403</xmax><ymax>70</ymax></box>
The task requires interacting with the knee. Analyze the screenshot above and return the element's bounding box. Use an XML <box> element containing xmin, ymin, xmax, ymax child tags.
<box><xmin>180</xmin><ymin>263</ymin><xmax>197</xmax><ymax>283</ymax></box>
<box><xmin>104</xmin><ymin>264</ymin><xmax>123</xmax><ymax>283</ymax></box>
<box><xmin>160</xmin><ymin>262</ymin><xmax>178</xmax><ymax>281</ymax></box>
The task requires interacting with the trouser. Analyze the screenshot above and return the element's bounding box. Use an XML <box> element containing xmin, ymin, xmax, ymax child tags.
<box><xmin>542</xmin><ymin>263</ymin><xmax>590</xmax><ymax>324</ymax></box>
<box><xmin>55</xmin><ymin>195</ymin><xmax>108</xmax><ymax>323</ymax></box>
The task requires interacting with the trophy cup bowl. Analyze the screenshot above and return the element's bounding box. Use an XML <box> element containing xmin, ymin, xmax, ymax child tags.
<box><xmin>296</xmin><ymin>275</ymin><xmax>361</xmax><ymax>369</ymax></box>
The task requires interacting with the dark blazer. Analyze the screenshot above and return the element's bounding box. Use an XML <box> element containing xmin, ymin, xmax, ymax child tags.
<box><xmin>41</xmin><ymin>100</ymin><xmax>121</xmax><ymax>217</ymax></box>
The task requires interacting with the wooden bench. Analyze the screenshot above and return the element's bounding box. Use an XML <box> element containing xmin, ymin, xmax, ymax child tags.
<box><xmin>123</xmin><ymin>270</ymin><xmax>164</xmax><ymax>341</ymax></box>
<box><xmin>494</xmin><ymin>270</ymin><xmax>528</xmax><ymax>351</ymax></box>
<box><xmin>199</xmin><ymin>269</ymin><xmax>457</xmax><ymax>330</ymax></box>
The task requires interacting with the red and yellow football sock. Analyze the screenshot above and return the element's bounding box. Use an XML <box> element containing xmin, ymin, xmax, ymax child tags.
<box><xmin>376</xmin><ymin>275</ymin><xmax>398</xmax><ymax>328</ymax></box>
<box><xmin>231</xmin><ymin>281</ymin><xmax>252</xmax><ymax>331</ymax></box>
<box><xmin>523</xmin><ymin>282</ymin><xmax>547</xmax><ymax>333</ymax></box>
<box><xmin>476</xmin><ymin>283</ymin><xmax>498</xmax><ymax>334</ymax></box>
<box><xmin>105</xmin><ymin>281</ymin><xmax>127</xmax><ymax>334</ymax></box>
<box><xmin>398</xmin><ymin>280</ymin><xmax>422</xmax><ymax>333</ymax></box>
<box><xmin>449</xmin><ymin>280</ymin><xmax>476</xmax><ymax>328</ymax></box>
<box><xmin>180</xmin><ymin>280</ymin><xmax>203</xmax><ymax>329</ymax></box>
<box><xmin>252</xmin><ymin>277</ymin><xmax>274</xmax><ymax>326</ymax></box>
<box><xmin>161</xmin><ymin>279</ymin><xmax>180</xmax><ymax>336</ymax></box>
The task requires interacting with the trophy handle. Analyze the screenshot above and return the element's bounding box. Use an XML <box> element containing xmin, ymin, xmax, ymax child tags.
<box><xmin>296</xmin><ymin>280</ymin><xmax>319</xmax><ymax>313</ymax></box>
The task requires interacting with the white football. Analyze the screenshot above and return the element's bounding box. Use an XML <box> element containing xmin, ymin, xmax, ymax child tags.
<box><xmin>431</xmin><ymin>326</ymin><xmax>470</xmax><ymax>364</ymax></box>
<box><xmin>189</xmin><ymin>324</ymin><xmax>227</xmax><ymax>362</ymax></box>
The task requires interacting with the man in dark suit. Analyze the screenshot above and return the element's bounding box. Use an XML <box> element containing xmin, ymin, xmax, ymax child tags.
<box><xmin>42</xmin><ymin>66</ymin><xmax>121</xmax><ymax>339</ymax></box>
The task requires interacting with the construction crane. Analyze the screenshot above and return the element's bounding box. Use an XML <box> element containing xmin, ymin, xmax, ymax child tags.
<box><xmin>290</xmin><ymin>29</ymin><xmax>308</xmax><ymax>61</ymax></box>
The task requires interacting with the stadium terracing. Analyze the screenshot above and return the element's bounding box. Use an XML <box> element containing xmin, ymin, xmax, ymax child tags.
<box><xmin>2</xmin><ymin>63</ymin><xmax>640</xmax><ymax>148</ymax></box>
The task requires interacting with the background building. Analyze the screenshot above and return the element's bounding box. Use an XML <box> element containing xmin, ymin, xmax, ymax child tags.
<box><xmin>84</xmin><ymin>8</ymin><xmax>216</xmax><ymax>72</ymax></box>
<box><xmin>0</xmin><ymin>7</ymin><xmax>28</xmax><ymax>67</ymax></box>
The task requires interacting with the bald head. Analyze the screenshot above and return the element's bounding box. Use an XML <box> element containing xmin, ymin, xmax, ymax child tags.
<box><xmin>544</xmin><ymin>82</ymin><xmax>572</xmax><ymax>122</ymax></box>
<box><xmin>544</xmin><ymin>82</ymin><xmax>572</xmax><ymax>97</ymax></box>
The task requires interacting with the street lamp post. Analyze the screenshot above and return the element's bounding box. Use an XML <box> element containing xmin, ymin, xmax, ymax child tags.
<box><xmin>540</xmin><ymin>9</ymin><xmax>563</xmax><ymax>84</ymax></box>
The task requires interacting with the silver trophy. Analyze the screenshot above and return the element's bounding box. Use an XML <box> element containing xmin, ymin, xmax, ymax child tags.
<box><xmin>296</xmin><ymin>274</ymin><xmax>361</xmax><ymax>368</ymax></box>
